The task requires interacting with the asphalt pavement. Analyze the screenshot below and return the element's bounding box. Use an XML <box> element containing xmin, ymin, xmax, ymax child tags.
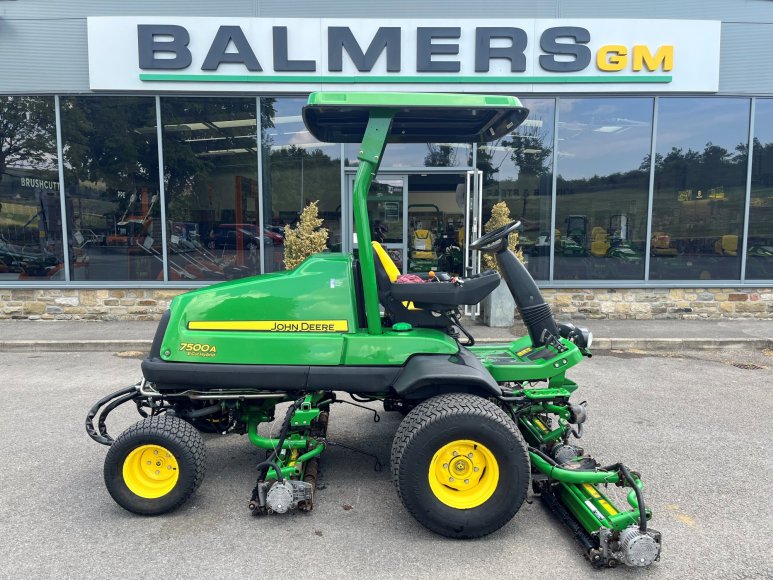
<box><xmin>0</xmin><ymin>348</ymin><xmax>771</xmax><ymax>579</ymax></box>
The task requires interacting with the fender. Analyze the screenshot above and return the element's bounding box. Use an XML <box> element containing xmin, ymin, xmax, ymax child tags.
<box><xmin>391</xmin><ymin>347</ymin><xmax>501</xmax><ymax>400</ymax></box>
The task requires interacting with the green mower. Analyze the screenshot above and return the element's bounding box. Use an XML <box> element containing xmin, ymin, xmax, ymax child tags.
<box><xmin>86</xmin><ymin>92</ymin><xmax>661</xmax><ymax>569</ymax></box>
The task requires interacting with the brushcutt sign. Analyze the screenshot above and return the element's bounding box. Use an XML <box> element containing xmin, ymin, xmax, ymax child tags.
<box><xmin>87</xmin><ymin>17</ymin><xmax>721</xmax><ymax>93</ymax></box>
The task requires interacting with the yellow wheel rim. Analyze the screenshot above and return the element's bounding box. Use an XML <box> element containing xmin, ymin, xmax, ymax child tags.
<box><xmin>428</xmin><ymin>439</ymin><xmax>499</xmax><ymax>509</ymax></box>
<box><xmin>122</xmin><ymin>444</ymin><xmax>179</xmax><ymax>499</ymax></box>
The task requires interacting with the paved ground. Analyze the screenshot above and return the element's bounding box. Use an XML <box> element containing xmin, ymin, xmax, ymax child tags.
<box><xmin>1</xmin><ymin>348</ymin><xmax>771</xmax><ymax>579</ymax></box>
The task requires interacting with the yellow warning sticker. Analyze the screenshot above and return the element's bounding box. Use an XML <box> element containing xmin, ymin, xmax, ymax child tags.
<box><xmin>516</xmin><ymin>346</ymin><xmax>533</xmax><ymax>357</ymax></box>
<box><xmin>188</xmin><ymin>320</ymin><xmax>349</xmax><ymax>333</ymax></box>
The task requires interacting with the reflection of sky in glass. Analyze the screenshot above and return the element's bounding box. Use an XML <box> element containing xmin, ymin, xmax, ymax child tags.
<box><xmin>656</xmin><ymin>98</ymin><xmax>750</xmax><ymax>156</ymax></box>
<box><xmin>754</xmin><ymin>98</ymin><xmax>773</xmax><ymax>145</ymax></box>
<box><xmin>558</xmin><ymin>98</ymin><xmax>653</xmax><ymax>179</ymax></box>
<box><xmin>264</xmin><ymin>98</ymin><xmax>339</xmax><ymax>158</ymax></box>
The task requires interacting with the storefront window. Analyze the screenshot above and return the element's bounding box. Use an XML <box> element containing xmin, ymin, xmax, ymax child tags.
<box><xmin>161</xmin><ymin>97</ymin><xmax>260</xmax><ymax>281</ymax></box>
<box><xmin>746</xmin><ymin>99</ymin><xmax>773</xmax><ymax>280</ymax></box>
<box><xmin>60</xmin><ymin>96</ymin><xmax>161</xmax><ymax>281</ymax></box>
<box><xmin>345</xmin><ymin>143</ymin><xmax>471</xmax><ymax>169</ymax></box>
<box><xmin>650</xmin><ymin>98</ymin><xmax>750</xmax><ymax>281</ymax></box>
<box><xmin>0</xmin><ymin>96</ymin><xmax>64</xmax><ymax>282</ymax></box>
<box><xmin>262</xmin><ymin>97</ymin><xmax>342</xmax><ymax>272</ymax></box>
<box><xmin>478</xmin><ymin>98</ymin><xmax>555</xmax><ymax>280</ymax></box>
<box><xmin>554</xmin><ymin>98</ymin><xmax>653</xmax><ymax>280</ymax></box>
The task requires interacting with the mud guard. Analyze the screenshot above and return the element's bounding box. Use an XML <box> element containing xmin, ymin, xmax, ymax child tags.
<box><xmin>391</xmin><ymin>347</ymin><xmax>501</xmax><ymax>400</ymax></box>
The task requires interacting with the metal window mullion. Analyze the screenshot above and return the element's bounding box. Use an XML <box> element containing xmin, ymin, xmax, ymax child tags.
<box><xmin>339</xmin><ymin>142</ymin><xmax>346</xmax><ymax>253</ymax></box>
<box><xmin>257</xmin><ymin>97</ymin><xmax>266</xmax><ymax>274</ymax></box>
<box><xmin>549</xmin><ymin>99</ymin><xmax>559</xmax><ymax>283</ymax></box>
<box><xmin>54</xmin><ymin>95</ymin><xmax>71</xmax><ymax>283</ymax></box>
<box><xmin>402</xmin><ymin>174</ymin><xmax>408</xmax><ymax>274</ymax></box>
<box><xmin>741</xmin><ymin>97</ymin><xmax>755</xmax><ymax>282</ymax></box>
<box><xmin>644</xmin><ymin>96</ymin><xmax>658</xmax><ymax>282</ymax></box>
<box><xmin>155</xmin><ymin>96</ymin><xmax>169</xmax><ymax>283</ymax></box>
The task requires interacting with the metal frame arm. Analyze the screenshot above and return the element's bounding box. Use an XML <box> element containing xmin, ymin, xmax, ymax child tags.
<box><xmin>353</xmin><ymin>110</ymin><xmax>395</xmax><ymax>335</ymax></box>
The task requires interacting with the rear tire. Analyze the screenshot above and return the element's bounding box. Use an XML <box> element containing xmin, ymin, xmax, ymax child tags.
<box><xmin>391</xmin><ymin>393</ymin><xmax>530</xmax><ymax>538</ymax></box>
<box><xmin>104</xmin><ymin>415</ymin><xmax>206</xmax><ymax>515</ymax></box>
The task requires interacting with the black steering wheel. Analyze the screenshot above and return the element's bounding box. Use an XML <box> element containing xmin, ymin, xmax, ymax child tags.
<box><xmin>469</xmin><ymin>220</ymin><xmax>521</xmax><ymax>253</ymax></box>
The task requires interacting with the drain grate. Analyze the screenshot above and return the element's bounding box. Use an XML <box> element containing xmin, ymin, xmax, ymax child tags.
<box><xmin>731</xmin><ymin>362</ymin><xmax>765</xmax><ymax>370</ymax></box>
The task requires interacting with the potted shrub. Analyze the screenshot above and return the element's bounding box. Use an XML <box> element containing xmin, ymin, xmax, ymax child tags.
<box><xmin>283</xmin><ymin>201</ymin><xmax>329</xmax><ymax>269</ymax></box>
<box><xmin>481</xmin><ymin>201</ymin><xmax>524</xmax><ymax>327</ymax></box>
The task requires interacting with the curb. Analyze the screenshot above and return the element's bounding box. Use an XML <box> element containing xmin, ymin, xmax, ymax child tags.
<box><xmin>475</xmin><ymin>337</ymin><xmax>772</xmax><ymax>350</ymax></box>
<box><xmin>0</xmin><ymin>337</ymin><xmax>770</xmax><ymax>353</ymax></box>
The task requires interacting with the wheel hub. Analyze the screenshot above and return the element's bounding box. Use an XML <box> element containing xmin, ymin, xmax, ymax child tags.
<box><xmin>123</xmin><ymin>444</ymin><xmax>179</xmax><ymax>499</ymax></box>
<box><xmin>428</xmin><ymin>439</ymin><xmax>499</xmax><ymax>509</ymax></box>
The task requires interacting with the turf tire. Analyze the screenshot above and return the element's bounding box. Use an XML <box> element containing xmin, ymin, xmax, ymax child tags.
<box><xmin>391</xmin><ymin>393</ymin><xmax>529</xmax><ymax>539</ymax></box>
<box><xmin>104</xmin><ymin>415</ymin><xmax>206</xmax><ymax>515</ymax></box>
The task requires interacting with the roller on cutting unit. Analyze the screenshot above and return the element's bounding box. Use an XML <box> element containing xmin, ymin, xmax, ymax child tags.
<box><xmin>86</xmin><ymin>91</ymin><xmax>660</xmax><ymax>568</ymax></box>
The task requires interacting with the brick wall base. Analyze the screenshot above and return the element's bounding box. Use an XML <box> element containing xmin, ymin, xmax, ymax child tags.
<box><xmin>1</xmin><ymin>287</ymin><xmax>771</xmax><ymax>321</ymax></box>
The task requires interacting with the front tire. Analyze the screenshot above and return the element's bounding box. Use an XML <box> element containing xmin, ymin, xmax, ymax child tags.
<box><xmin>104</xmin><ymin>415</ymin><xmax>206</xmax><ymax>515</ymax></box>
<box><xmin>391</xmin><ymin>393</ymin><xmax>530</xmax><ymax>538</ymax></box>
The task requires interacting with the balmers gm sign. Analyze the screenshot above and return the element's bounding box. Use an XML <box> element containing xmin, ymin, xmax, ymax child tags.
<box><xmin>87</xmin><ymin>18</ymin><xmax>720</xmax><ymax>93</ymax></box>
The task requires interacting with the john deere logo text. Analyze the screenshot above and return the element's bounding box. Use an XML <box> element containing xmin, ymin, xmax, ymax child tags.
<box><xmin>187</xmin><ymin>320</ymin><xmax>349</xmax><ymax>332</ymax></box>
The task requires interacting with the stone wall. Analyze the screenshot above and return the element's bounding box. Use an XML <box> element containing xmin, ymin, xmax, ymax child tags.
<box><xmin>0</xmin><ymin>287</ymin><xmax>770</xmax><ymax>321</ymax></box>
<box><xmin>541</xmin><ymin>288</ymin><xmax>772</xmax><ymax>320</ymax></box>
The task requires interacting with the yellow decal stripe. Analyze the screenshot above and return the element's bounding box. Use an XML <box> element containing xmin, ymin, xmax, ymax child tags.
<box><xmin>598</xmin><ymin>498</ymin><xmax>619</xmax><ymax>516</ymax></box>
<box><xmin>188</xmin><ymin>320</ymin><xmax>349</xmax><ymax>332</ymax></box>
<box><xmin>583</xmin><ymin>483</ymin><xmax>601</xmax><ymax>498</ymax></box>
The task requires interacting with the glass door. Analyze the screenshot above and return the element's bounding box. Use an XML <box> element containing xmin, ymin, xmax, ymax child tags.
<box><xmin>346</xmin><ymin>174</ymin><xmax>408</xmax><ymax>273</ymax></box>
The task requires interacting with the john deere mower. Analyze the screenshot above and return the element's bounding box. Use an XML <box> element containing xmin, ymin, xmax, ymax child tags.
<box><xmin>86</xmin><ymin>92</ymin><xmax>661</xmax><ymax>569</ymax></box>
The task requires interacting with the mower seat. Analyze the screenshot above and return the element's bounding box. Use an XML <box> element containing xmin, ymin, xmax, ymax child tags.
<box><xmin>372</xmin><ymin>242</ymin><xmax>500</xmax><ymax>328</ymax></box>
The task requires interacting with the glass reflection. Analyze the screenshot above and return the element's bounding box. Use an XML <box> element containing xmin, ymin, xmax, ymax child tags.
<box><xmin>650</xmin><ymin>98</ymin><xmax>750</xmax><ymax>280</ymax></box>
<box><xmin>345</xmin><ymin>142</ymin><xmax>471</xmax><ymax>169</ymax></box>
<box><xmin>162</xmin><ymin>97</ymin><xmax>260</xmax><ymax>281</ymax></box>
<box><xmin>478</xmin><ymin>98</ymin><xmax>555</xmax><ymax>280</ymax></box>
<box><xmin>554</xmin><ymin>98</ymin><xmax>652</xmax><ymax>280</ymax></box>
<box><xmin>60</xmin><ymin>97</ymin><xmax>161</xmax><ymax>281</ymax></box>
<box><xmin>0</xmin><ymin>96</ymin><xmax>64</xmax><ymax>282</ymax></box>
<box><xmin>262</xmin><ymin>97</ymin><xmax>341</xmax><ymax>272</ymax></box>
<box><xmin>746</xmin><ymin>99</ymin><xmax>773</xmax><ymax>280</ymax></box>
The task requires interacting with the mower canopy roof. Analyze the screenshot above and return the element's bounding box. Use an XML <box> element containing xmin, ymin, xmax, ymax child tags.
<box><xmin>303</xmin><ymin>92</ymin><xmax>528</xmax><ymax>144</ymax></box>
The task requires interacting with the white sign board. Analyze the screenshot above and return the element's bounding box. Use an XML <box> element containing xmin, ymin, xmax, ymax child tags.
<box><xmin>88</xmin><ymin>17</ymin><xmax>721</xmax><ymax>93</ymax></box>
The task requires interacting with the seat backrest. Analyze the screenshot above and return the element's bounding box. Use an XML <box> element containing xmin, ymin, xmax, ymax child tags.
<box><xmin>372</xmin><ymin>241</ymin><xmax>400</xmax><ymax>282</ymax></box>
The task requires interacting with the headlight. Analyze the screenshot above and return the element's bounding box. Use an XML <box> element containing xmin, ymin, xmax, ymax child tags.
<box><xmin>581</xmin><ymin>329</ymin><xmax>593</xmax><ymax>348</ymax></box>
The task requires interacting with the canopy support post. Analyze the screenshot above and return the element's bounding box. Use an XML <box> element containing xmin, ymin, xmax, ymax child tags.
<box><xmin>354</xmin><ymin>110</ymin><xmax>394</xmax><ymax>335</ymax></box>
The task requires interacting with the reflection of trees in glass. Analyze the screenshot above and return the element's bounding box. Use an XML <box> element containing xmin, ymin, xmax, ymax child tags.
<box><xmin>0</xmin><ymin>96</ymin><xmax>57</xmax><ymax>183</ymax></box>
<box><xmin>653</xmin><ymin>142</ymin><xmax>747</xmax><ymax>194</ymax></box>
<box><xmin>61</xmin><ymin>97</ymin><xmax>157</xmax><ymax>192</ymax></box>
<box><xmin>479</xmin><ymin>117</ymin><xmax>552</xmax><ymax>221</ymax></box>
<box><xmin>424</xmin><ymin>144</ymin><xmax>457</xmax><ymax>167</ymax></box>
<box><xmin>265</xmin><ymin>146</ymin><xmax>340</xmax><ymax>221</ymax></box>
<box><xmin>161</xmin><ymin>97</ymin><xmax>259</xmax><ymax>224</ymax></box>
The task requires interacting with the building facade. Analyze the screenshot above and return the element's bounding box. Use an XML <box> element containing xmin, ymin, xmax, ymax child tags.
<box><xmin>0</xmin><ymin>1</ymin><xmax>771</xmax><ymax>320</ymax></box>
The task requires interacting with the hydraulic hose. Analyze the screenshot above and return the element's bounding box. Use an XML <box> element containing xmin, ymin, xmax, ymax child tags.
<box><xmin>255</xmin><ymin>459</ymin><xmax>284</xmax><ymax>483</ymax></box>
<box><xmin>618</xmin><ymin>463</ymin><xmax>648</xmax><ymax>533</ymax></box>
<box><xmin>256</xmin><ymin>397</ymin><xmax>304</xmax><ymax>481</ymax></box>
